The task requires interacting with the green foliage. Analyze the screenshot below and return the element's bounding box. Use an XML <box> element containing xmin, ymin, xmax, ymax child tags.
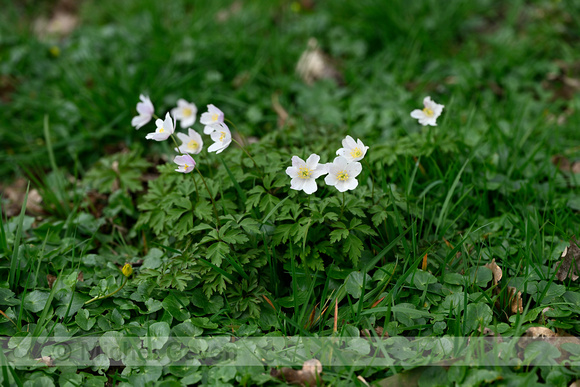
<box><xmin>2</xmin><ymin>0</ymin><xmax>580</xmax><ymax>385</ymax></box>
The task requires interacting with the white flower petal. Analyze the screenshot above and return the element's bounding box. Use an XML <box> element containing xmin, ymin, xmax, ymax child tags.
<box><xmin>302</xmin><ymin>179</ymin><xmax>317</xmax><ymax>194</ymax></box>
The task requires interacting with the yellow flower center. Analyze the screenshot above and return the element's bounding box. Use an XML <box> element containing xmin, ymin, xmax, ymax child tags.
<box><xmin>219</xmin><ymin>131</ymin><xmax>226</xmax><ymax>141</ymax></box>
<box><xmin>184</xmin><ymin>163</ymin><xmax>189</xmax><ymax>169</ymax></box>
<box><xmin>212</xmin><ymin>113</ymin><xmax>219</xmax><ymax>122</ymax></box>
<box><xmin>337</xmin><ymin>171</ymin><xmax>349</xmax><ymax>181</ymax></box>
<box><xmin>298</xmin><ymin>166</ymin><xmax>312</xmax><ymax>179</ymax></box>
<box><xmin>423</xmin><ymin>107</ymin><xmax>434</xmax><ymax>117</ymax></box>
<box><xmin>187</xmin><ymin>140</ymin><xmax>199</xmax><ymax>150</ymax></box>
<box><xmin>159</xmin><ymin>127</ymin><xmax>165</xmax><ymax>133</ymax></box>
<box><xmin>350</xmin><ymin>147</ymin><xmax>362</xmax><ymax>159</ymax></box>
<box><xmin>183</xmin><ymin>107</ymin><xmax>192</xmax><ymax>117</ymax></box>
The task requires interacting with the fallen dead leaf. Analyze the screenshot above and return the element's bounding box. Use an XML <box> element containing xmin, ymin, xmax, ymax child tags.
<box><xmin>271</xmin><ymin>359</ymin><xmax>323</xmax><ymax>386</ymax></box>
<box><xmin>47</xmin><ymin>274</ymin><xmax>57</xmax><ymax>289</ymax></box>
<box><xmin>296</xmin><ymin>38</ymin><xmax>343</xmax><ymax>86</ymax></box>
<box><xmin>216</xmin><ymin>1</ymin><xmax>243</xmax><ymax>23</ymax></box>
<box><xmin>552</xmin><ymin>155</ymin><xmax>580</xmax><ymax>174</ymax></box>
<box><xmin>570</xmin><ymin>381</ymin><xmax>580</xmax><ymax>387</ymax></box>
<box><xmin>508</xmin><ymin>286</ymin><xmax>523</xmax><ymax>315</ymax></box>
<box><xmin>34</xmin><ymin>356</ymin><xmax>53</xmax><ymax>367</ymax></box>
<box><xmin>34</xmin><ymin>0</ymin><xmax>80</xmax><ymax>39</ymax></box>
<box><xmin>543</xmin><ymin>60</ymin><xmax>580</xmax><ymax>101</ymax></box>
<box><xmin>485</xmin><ymin>258</ymin><xmax>502</xmax><ymax>286</ymax></box>
<box><xmin>357</xmin><ymin>375</ymin><xmax>370</xmax><ymax>387</ymax></box>
<box><xmin>524</xmin><ymin>327</ymin><xmax>557</xmax><ymax>338</ymax></box>
<box><xmin>272</xmin><ymin>92</ymin><xmax>290</xmax><ymax>128</ymax></box>
<box><xmin>1</xmin><ymin>178</ymin><xmax>44</xmax><ymax>217</ymax></box>
<box><xmin>554</xmin><ymin>238</ymin><xmax>580</xmax><ymax>281</ymax></box>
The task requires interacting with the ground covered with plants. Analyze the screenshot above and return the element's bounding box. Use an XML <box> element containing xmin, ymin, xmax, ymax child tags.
<box><xmin>1</xmin><ymin>0</ymin><xmax>580</xmax><ymax>385</ymax></box>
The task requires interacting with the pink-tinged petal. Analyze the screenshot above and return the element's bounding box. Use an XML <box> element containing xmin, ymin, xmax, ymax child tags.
<box><xmin>423</xmin><ymin>96</ymin><xmax>432</xmax><ymax>107</ymax></box>
<box><xmin>410</xmin><ymin>109</ymin><xmax>425</xmax><ymax>119</ymax></box>
<box><xmin>155</xmin><ymin>118</ymin><xmax>164</xmax><ymax>127</ymax></box>
<box><xmin>131</xmin><ymin>115</ymin><xmax>150</xmax><ymax>129</ymax></box>
<box><xmin>200</xmin><ymin>112</ymin><xmax>213</xmax><ymax>126</ymax></box>
<box><xmin>207</xmin><ymin>142</ymin><xmax>220</xmax><ymax>153</ymax></box>
<box><xmin>303</xmin><ymin>179</ymin><xmax>317</xmax><ymax>194</ymax></box>
<box><xmin>216</xmin><ymin>139</ymin><xmax>231</xmax><ymax>154</ymax></box>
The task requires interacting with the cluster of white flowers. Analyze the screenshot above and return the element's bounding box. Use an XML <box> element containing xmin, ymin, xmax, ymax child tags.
<box><xmin>286</xmin><ymin>135</ymin><xmax>369</xmax><ymax>194</ymax></box>
<box><xmin>131</xmin><ymin>95</ymin><xmax>232</xmax><ymax>173</ymax></box>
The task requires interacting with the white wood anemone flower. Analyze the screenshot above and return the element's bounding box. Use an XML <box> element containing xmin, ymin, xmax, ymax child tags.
<box><xmin>207</xmin><ymin>122</ymin><xmax>232</xmax><ymax>154</ymax></box>
<box><xmin>175</xmin><ymin>129</ymin><xmax>203</xmax><ymax>155</ymax></box>
<box><xmin>285</xmin><ymin>154</ymin><xmax>328</xmax><ymax>194</ymax></box>
<box><xmin>410</xmin><ymin>96</ymin><xmax>444</xmax><ymax>126</ymax></box>
<box><xmin>131</xmin><ymin>94</ymin><xmax>154</xmax><ymax>129</ymax></box>
<box><xmin>174</xmin><ymin>154</ymin><xmax>196</xmax><ymax>173</ymax></box>
<box><xmin>145</xmin><ymin>112</ymin><xmax>175</xmax><ymax>141</ymax></box>
<box><xmin>200</xmin><ymin>104</ymin><xmax>225</xmax><ymax>134</ymax></box>
<box><xmin>171</xmin><ymin>99</ymin><xmax>198</xmax><ymax>128</ymax></box>
<box><xmin>336</xmin><ymin>135</ymin><xmax>369</xmax><ymax>163</ymax></box>
<box><xmin>324</xmin><ymin>156</ymin><xmax>362</xmax><ymax>192</ymax></box>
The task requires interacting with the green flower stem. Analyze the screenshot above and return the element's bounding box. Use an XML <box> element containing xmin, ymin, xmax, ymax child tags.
<box><xmin>363</xmin><ymin>158</ymin><xmax>376</xmax><ymax>202</ymax></box>
<box><xmin>341</xmin><ymin>191</ymin><xmax>345</xmax><ymax>217</ymax></box>
<box><xmin>169</xmin><ymin>134</ymin><xmax>218</xmax><ymax>227</ymax></box>
<box><xmin>224</xmin><ymin>118</ymin><xmax>263</xmax><ymax>177</ymax></box>
<box><xmin>85</xmin><ymin>277</ymin><xmax>128</xmax><ymax>305</ymax></box>
<box><xmin>231</xmin><ymin>138</ymin><xmax>263</xmax><ymax>177</ymax></box>
<box><xmin>196</xmin><ymin>168</ymin><xmax>221</xmax><ymax>228</ymax></box>
<box><xmin>170</xmin><ymin>133</ymin><xmax>200</xmax><ymax>213</ymax></box>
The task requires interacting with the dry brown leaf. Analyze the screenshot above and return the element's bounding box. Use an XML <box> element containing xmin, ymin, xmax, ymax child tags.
<box><xmin>216</xmin><ymin>1</ymin><xmax>243</xmax><ymax>23</ymax></box>
<box><xmin>508</xmin><ymin>286</ymin><xmax>523</xmax><ymax>315</ymax></box>
<box><xmin>1</xmin><ymin>178</ymin><xmax>44</xmax><ymax>217</ymax></box>
<box><xmin>554</xmin><ymin>238</ymin><xmax>580</xmax><ymax>281</ymax></box>
<box><xmin>272</xmin><ymin>92</ymin><xmax>290</xmax><ymax>128</ymax></box>
<box><xmin>271</xmin><ymin>359</ymin><xmax>323</xmax><ymax>386</ymax></box>
<box><xmin>357</xmin><ymin>375</ymin><xmax>370</xmax><ymax>387</ymax></box>
<box><xmin>543</xmin><ymin>61</ymin><xmax>580</xmax><ymax>101</ymax></box>
<box><xmin>47</xmin><ymin>274</ymin><xmax>57</xmax><ymax>289</ymax></box>
<box><xmin>34</xmin><ymin>356</ymin><xmax>53</xmax><ymax>367</ymax></box>
<box><xmin>524</xmin><ymin>327</ymin><xmax>557</xmax><ymax>338</ymax></box>
<box><xmin>485</xmin><ymin>259</ymin><xmax>502</xmax><ymax>286</ymax></box>
<box><xmin>570</xmin><ymin>381</ymin><xmax>580</xmax><ymax>387</ymax></box>
<box><xmin>552</xmin><ymin>155</ymin><xmax>580</xmax><ymax>174</ymax></box>
<box><xmin>296</xmin><ymin>38</ymin><xmax>343</xmax><ymax>86</ymax></box>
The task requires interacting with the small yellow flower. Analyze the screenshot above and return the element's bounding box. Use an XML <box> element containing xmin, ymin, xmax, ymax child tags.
<box><xmin>122</xmin><ymin>264</ymin><xmax>133</xmax><ymax>277</ymax></box>
<box><xmin>49</xmin><ymin>46</ymin><xmax>60</xmax><ymax>57</ymax></box>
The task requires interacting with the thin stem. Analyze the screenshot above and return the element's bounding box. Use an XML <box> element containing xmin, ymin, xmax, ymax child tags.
<box><xmin>85</xmin><ymin>277</ymin><xmax>128</xmax><ymax>305</ymax></box>
<box><xmin>341</xmin><ymin>191</ymin><xmax>345</xmax><ymax>217</ymax></box>
<box><xmin>363</xmin><ymin>158</ymin><xmax>376</xmax><ymax>203</ymax></box>
<box><xmin>169</xmin><ymin>133</ymin><xmax>202</xmax><ymax>226</ymax></box>
<box><xmin>231</xmin><ymin>138</ymin><xmax>263</xmax><ymax>177</ymax></box>
<box><xmin>196</xmin><ymin>168</ymin><xmax>221</xmax><ymax>228</ymax></box>
<box><xmin>225</xmin><ymin>118</ymin><xmax>246</xmax><ymax>145</ymax></box>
